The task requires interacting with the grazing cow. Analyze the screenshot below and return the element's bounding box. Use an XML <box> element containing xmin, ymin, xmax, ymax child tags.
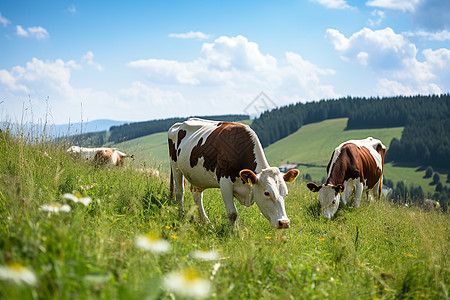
<box><xmin>67</xmin><ymin>146</ymin><xmax>133</xmax><ymax>166</ymax></box>
<box><xmin>424</xmin><ymin>199</ymin><xmax>441</xmax><ymax>211</ymax></box>
<box><xmin>168</xmin><ymin>118</ymin><xmax>299</xmax><ymax>228</ymax></box>
<box><xmin>307</xmin><ymin>137</ymin><xmax>386</xmax><ymax>218</ymax></box>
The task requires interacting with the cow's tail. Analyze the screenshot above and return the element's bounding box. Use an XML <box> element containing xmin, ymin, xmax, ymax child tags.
<box><xmin>170</xmin><ymin>167</ymin><xmax>174</xmax><ymax>200</ymax></box>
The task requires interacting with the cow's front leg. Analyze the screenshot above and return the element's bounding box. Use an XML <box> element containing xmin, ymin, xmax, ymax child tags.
<box><xmin>190</xmin><ymin>185</ymin><xmax>210</xmax><ymax>223</ymax></box>
<box><xmin>341</xmin><ymin>180</ymin><xmax>354</xmax><ymax>206</ymax></box>
<box><xmin>219</xmin><ymin>178</ymin><xmax>238</xmax><ymax>224</ymax></box>
<box><xmin>353</xmin><ymin>181</ymin><xmax>364</xmax><ymax>207</ymax></box>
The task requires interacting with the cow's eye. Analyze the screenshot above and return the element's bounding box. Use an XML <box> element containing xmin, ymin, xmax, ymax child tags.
<box><xmin>264</xmin><ymin>191</ymin><xmax>270</xmax><ymax>198</ymax></box>
<box><xmin>332</xmin><ymin>200</ymin><xmax>336</xmax><ymax>204</ymax></box>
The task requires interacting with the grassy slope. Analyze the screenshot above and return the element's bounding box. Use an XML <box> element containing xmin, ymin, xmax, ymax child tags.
<box><xmin>0</xmin><ymin>132</ymin><xmax>448</xmax><ymax>299</ymax></box>
<box><xmin>264</xmin><ymin>118</ymin><xmax>449</xmax><ymax>195</ymax></box>
<box><xmin>115</xmin><ymin>131</ymin><xmax>169</xmax><ymax>168</ymax></box>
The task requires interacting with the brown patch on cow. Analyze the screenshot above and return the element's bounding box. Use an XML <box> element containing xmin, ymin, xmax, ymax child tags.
<box><xmin>177</xmin><ymin>130</ymin><xmax>187</xmax><ymax>148</ymax></box>
<box><xmin>326</xmin><ymin>143</ymin><xmax>382</xmax><ymax>189</ymax></box>
<box><xmin>189</xmin><ymin>122</ymin><xmax>257</xmax><ymax>182</ymax></box>
<box><xmin>95</xmin><ymin>149</ymin><xmax>114</xmax><ymax>165</ymax></box>
<box><xmin>168</xmin><ymin>138</ymin><xmax>177</xmax><ymax>162</ymax></box>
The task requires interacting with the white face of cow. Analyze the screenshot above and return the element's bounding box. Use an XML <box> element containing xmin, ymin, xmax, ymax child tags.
<box><xmin>240</xmin><ymin>167</ymin><xmax>299</xmax><ymax>228</ymax></box>
<box><xmin>307</xmin><ymin>182</ymin><xmax>344</xmax><ymax>219</ymax></box>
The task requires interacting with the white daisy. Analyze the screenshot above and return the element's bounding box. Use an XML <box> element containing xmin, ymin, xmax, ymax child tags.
<box><xmin>190</xmin><ymin>250</ymin><xmax>220</xmax><ymax>261</ymax></box>
<box><xmin>63</xmin><ymin>192</ymin><xmax>92</xmax><ymax>206</ymax></box>
<box><xmin>0</xmin><ymin>263</ymin><xmax>37</xmax><ymax>286</ymax></box>
<box><xmin>40</xmin><ymin>203</ymin><xmax>71</xmax><ymax>214</ymax></box>
<box><xmin>162</xmin><ymin>270</ymin><xmax>211</xmax><ymax>299</ymax></box>
<box><xmin>134</xmin><ymin>234</ymin><xmax>171</xmax><ymax>254</ymax></box>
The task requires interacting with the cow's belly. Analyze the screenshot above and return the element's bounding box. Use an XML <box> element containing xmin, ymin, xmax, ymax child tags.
<box><xmin>175</xmin><ymin>153</ymin><xmax>220</xmax><ymax>189</ymax></box>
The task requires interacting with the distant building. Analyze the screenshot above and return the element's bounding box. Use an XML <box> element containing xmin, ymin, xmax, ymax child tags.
<box><xmin>279</xmin><ymin>163</ymin><xmax>298</xmax><ymax>173</ymax></box>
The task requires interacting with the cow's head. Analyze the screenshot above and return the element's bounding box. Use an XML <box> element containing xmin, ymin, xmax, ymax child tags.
<box><xmin>306</xmin><ymin>182</ymin><xmax>344</xmax><ymax>219</ymax></box>
<box><xmin>240</xmin><ymin>167</ymin><xmax>299</xmax><ymax>229</ymax></box>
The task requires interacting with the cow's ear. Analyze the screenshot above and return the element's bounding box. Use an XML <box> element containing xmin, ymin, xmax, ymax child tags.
<box><xmin>333</xmin><ymin>184</ymin><xmax>345</xmax><ymax>194</ymax></box>
<box><xmin>283</xmin><ymin>169</ymin><xmax>299</xmax><ymax>183</ymax></box>
<box><xmin>240</xmin><ymin>169</ymin><xmax>258</xmax><ymax>186</ymax></box>
<box><xmin>307</xmin><ymin>182</ymin><xmax>322</xmax><ymax>192</ymax></box>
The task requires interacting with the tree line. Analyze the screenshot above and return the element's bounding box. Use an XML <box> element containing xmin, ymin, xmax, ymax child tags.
<box><xmin>251</xmin><ymin>94</ymin><xmax>450</xmax><ymax>170</ymax></box>
<box><xmin>63</xmin><ymin>114</ymin><xmax>249</xmax><ymax>146</ymax></box>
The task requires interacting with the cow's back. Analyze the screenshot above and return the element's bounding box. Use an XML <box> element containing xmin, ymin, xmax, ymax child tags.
<box><xmin>327</xmin><ymin>138</ymin><xmax>385</xmax><ymax>189</ymax></box>
<box><xmin>168</xmin><ymin>118</ymin><xmax>258</xmax><ymax>188</ymax></box>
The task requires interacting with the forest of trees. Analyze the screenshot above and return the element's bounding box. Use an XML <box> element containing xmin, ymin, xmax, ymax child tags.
<box><xmin>251</xmin><ymin>94</ymin><xmax>450</xmax><ymax>170</ymax></box>
<box><xmin>108</xmin><ymin>114</ymin><xmax>249</xmax><ymax>143</ymax></box>
<box><xmin>65</xmin><ymin>114</ymin><xmax>249</xmax><ymax>146</ymax></box>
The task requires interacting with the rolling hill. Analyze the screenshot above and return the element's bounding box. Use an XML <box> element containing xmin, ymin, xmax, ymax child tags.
<box><xmin>114</xmin><ymin>118</ymin><xmax>448</xmax><ymax>195</ymax></box>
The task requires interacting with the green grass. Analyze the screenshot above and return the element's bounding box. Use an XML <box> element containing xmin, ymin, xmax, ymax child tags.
<box><xmin>0</xmin><ymin>130</ymin><xmax>448</xmax><ymax>299</ymax></box>
<box><xmin>115</xmin><ymin>131</ymin><xmax>169</xmax><ymax>168</ymax></box>
<box><xmin>113</xmin><ymin>118</ymin><xmax>447</xmax><ymax>195</ymax></box>
<box><xmin>264</xmin><ymin>118</ymin><xmax>449</xmax><ymax>195</ymax></box>
<box><xmin>265</xmin><ymin>118</ymin><xmax>403</xmax><ymax>166</ymax></box>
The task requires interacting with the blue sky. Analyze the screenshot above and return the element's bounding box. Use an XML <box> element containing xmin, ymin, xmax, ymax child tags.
<box><xmin>0</xmin><ymin>0</ymin><xmax>449</xmax><ymax>124</ymax></box>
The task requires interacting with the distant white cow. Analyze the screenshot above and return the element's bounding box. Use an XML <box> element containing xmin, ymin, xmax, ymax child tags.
<box><xmin>67</xmin><ymin>146</ymin><xmax>133</xmax><ymax>166</ymax></box>
<box><xmin>168</xmin><ymin>118</ymin><xmax>299</xmax><ymax>228</ymax></box>
<box><xmin>424</xmin><ymin>199</ymin><xmax>441</xmax><ymax>211</ymax></box>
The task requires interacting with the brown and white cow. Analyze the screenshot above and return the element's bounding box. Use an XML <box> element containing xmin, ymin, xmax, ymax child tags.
<box><xmin>168</xmin><ymin>118</ymin><xmax>299</xmax><ymax>228</ymax></box>
<box><xmin>67</xmin><ymin>146</ymin><xmax>133</xmax><ymax>166</ymax></box>
<box><xmin>307</xmin><ymin>137</ymin><xmax>386</xmax><ymax>218</ymax></box>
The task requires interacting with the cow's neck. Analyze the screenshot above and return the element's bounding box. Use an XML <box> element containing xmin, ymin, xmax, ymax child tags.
<box><xmin>326</xmin><ymin>157</ymin><xmax>347</xmax><ymax>186</ymax></box>
<box><xmin>251</xmin><ymin>132</ymin><xmax>270</xmax><ymax>172</ymax></box>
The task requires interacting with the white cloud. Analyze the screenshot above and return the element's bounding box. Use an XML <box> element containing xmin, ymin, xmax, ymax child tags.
<box><xmin>326</xmin><ymin>27</ymin><xmax>450</xmax><ymax>95</ymax></box>
<box><xmin>0</xmin><ymin>70</ymin><xmax>28</xmax><ymax>93</ymax></box>
<box><xmin>366</xmin><ymin>0</ymin><xmax>421</xmax><ymax>12</ymax></box>
<box><xmin>311</xmin><ymin>0</ymin><xmax>354</xmax><ymax>9</ymax></box>
<box><xmin>0</xmin><ymin>12</ymin><xmax>11</xmax><ymax>27</ymax></box>
<box><xmin>0</xmin><ymin>55</ymin><xmax>188</xmax><ymax>124</ymax></box>
<box><xmin>81</xmin><ymin>51</ymin><xmax>103</xmax><ymax>71</ymax></box>
<box><xmin>169</xmin><ymin>31</ymin><xmax>211</xmax><ymax>40</ymax></box>
<box><xmin>67</xmin><ymin>5</ymin><xmax>77</xmax><ymax>14</ymax></box>
<box><xmin>118</xmin><ymin>81</ymin><xmax>184</xmax><ymax>106</ymax></box>
<box><xmin>325</xmin><ymin>27</ymin><xmax>417</xmax><ymax>70</ymax></box>
<box><xmin>127</xmin><ymin>35</ymin><xmax>338</xmax><ymax>107</ymax></box>
<box><xmin>403</xmin><ymin>30</ymin><xmax>450</xmax><ymax>41</ymax></box>
<box><xmin>16</xmin><ymin>25</ymin><xmax>49</xmax><ymax>39</ymax></box>
<box><xmin>368</xmin><ymin>10</ymin><xmax>386</xmax><ymax>26</ymax></box>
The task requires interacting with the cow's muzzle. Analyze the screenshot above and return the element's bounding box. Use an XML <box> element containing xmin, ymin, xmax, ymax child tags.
<box><xmin>277</xmin><ymin>219</ymin><xmax>290</xmax><ymax>229</ymax></box>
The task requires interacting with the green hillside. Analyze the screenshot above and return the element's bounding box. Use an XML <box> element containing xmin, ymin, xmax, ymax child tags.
<box><xmin>264</xmin><ymin>118</ymin><xmax>448</xmax><ymax>195</ymax></box>
<box><xmin>115</xmin><ymin>132</ymin><xmax>169</xmax><ymax>168</ymax></box>
<box><xmin>114</xmin><ymin>118</ymin><xmax>448</xmax><ymax>195</ymax></box>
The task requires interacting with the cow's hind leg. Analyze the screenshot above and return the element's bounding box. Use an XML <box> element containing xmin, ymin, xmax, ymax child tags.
<box><xmin>190</xmin><ymin>186</ymin><xmax>210</xmax><ymax>223</ymax></box>
<box><xmin>219</xmin><ymin>178</ymin><xmax>238</xmax><ymax>225</ymax></box>
<box><xmin>171</xmin><ymin>166</ymin><xmax>185</xmax><ymax>216</ymax></box>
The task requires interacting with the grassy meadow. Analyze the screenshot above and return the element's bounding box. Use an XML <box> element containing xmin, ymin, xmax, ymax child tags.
<box><xmin>114</xmin><ymin>118</ymin><xmax>448</xmax><ymax>195</ymax></box>
<box><xmin>263</xmin><ymin>118</ymin><xmax>450</xmax><ymax>195</ymax></box>
<box><xmin>0</xmin><ymin>129</ymin><xmax>449</xmax><ymax>299</ymax></box>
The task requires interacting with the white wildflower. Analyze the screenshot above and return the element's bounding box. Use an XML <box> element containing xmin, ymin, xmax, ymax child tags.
<box><xmin>210</xmin><ymin>262</ymin><xmax>221</xmax><ymax>281</ymax></box>
<box><xmin>135</xmin><ymin>234</ymin><xmax>171</xmax><ymax>254</ymax></box>
<box><xmin>162</xmin><ymin>270</ymin><xmax>211</xmax><ymax>299</ymax></box>
<box><xmin>190</xmin><ymin>250</ymin><xmax>220</xmax><ymax>261</ymax></box>
<box><xmin>0</xmin><ymin>263</ymin><xmax>37</xmax><ymax>286</ymax></box>
<box><xmin>63</xmin><ymin>192</ymin><xmax>92</xmax><ymax>206</ymax></box>
<box><xmin>40</xmin><ymin>203</ymin><xmax>71</xmax><ymax>214</ymax></box>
